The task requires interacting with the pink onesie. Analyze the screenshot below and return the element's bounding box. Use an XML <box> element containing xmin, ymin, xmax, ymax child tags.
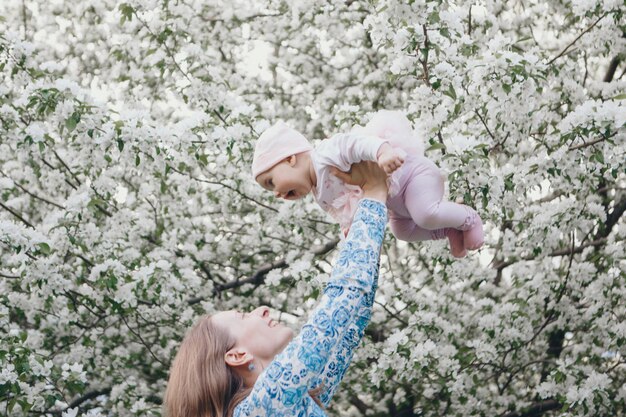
<box><xmin>311</xmin><ymin>112</ymin><xmax>482</xmax><ymax>247</ymax></box>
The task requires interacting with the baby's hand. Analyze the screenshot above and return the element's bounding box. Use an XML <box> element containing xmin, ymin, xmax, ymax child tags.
<box><xmin>376</xmin><ymin>143</ymin><xmax>405</xmax><ymax>174</ymax></box>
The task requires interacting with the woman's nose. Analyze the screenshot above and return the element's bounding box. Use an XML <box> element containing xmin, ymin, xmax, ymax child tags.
<box><xmin>252</xmin><ymin>306</ymin><xmax>270</xmax><ymax>318</ymax></box>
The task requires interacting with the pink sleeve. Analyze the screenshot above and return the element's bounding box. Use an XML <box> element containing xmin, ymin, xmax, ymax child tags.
<box><xmin>318</xmin><ymin>133</ymin><xmax>387</xmax><ymax>171</ymax></box>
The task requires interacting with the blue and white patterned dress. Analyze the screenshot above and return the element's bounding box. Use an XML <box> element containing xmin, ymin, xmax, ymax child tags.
<box><xmin>235</xmin><ymin>198</ymin><xmax>387</xmax><ymax>417</ymax></box>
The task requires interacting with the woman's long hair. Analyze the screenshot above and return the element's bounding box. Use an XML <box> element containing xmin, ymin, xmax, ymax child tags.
<box><xmin>163</xmin><ymin>315</ymin><xmax>251</xmax><ymax>417</ymax></box>
<box><xmin>164</xmin><ymin>314</ymin><xmax>323</xmax><ymax>417</ymax></box>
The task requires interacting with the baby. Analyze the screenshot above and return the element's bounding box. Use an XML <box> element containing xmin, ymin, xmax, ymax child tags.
<box><xmin>251</xmin><ymin>110</ymin><xmax>483</xmax><ymax>257</ymax></box>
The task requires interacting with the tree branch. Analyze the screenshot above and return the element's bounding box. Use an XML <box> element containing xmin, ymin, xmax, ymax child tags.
<box><xmin>500</xmin><ymin>399</ymin><xmax>562</xmax><ymax>417</ymax></box>
<box><xmin>187</xmin><ymin>239</ymin><xmax>339</xmax><ymax>304</ymax></box>
<box><xmin>492</xmin><ymin>238</ymin><xmax>607</xmax><ymax>271</ymax></box>
<box><xmin>568</xmin><ymin>131</ymin><xmax>617</xmax><ymax>151</ymax></box>
<box><xmin>603</xmin><ymin>56</ymin><xmax>621</xmax><ymax>82</ymax></box>
<box><xmin>599</xmin><ymin>196</ymin><xmax>626</xmax><ymax>239</ymax></box>
<box><xmin>49</xmin><ymin>388</ymin><xmax>112</xmax><ymax>415</ymax></box>
<box><xmin>547</xmin><ymin>13</ymin><xmax>608</xmax><ymax>66</ymax></box>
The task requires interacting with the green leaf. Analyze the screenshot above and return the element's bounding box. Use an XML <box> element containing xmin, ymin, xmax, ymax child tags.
<box><xmin>114</xmin><ymin>120</ymin><xmax>124</xmax><ymax>136</ymax></box>
<box><xmin>119</xmin><ymin>3</ymin><xmax>134</xmax><ymax>24</ymax></box>
<box><xmin>135</xmin><ymin>154</ymin><xmax>140</xmax><ymax>166</ymax></box>
<box><xmin>37</xmin><ymin>242</ymin><xmax>51</xmax><ymax>255</ymax></box>
<box><xmin>8</xmin><ymin>398</ymin><xmax>17</xmax><ymax>413</ymax></box>
<box><xmin>197</xmin><ymin>153</ymin><xmax>209</xmax><ymax>166</ymax></box>
<box><xmin>514</xmin><ymin>36</ymin><xmax>533</xmax><ymax>43</ymax></box>
<box><xmin>104</xmin><ymin>273</ymin><xmax>118</xmax><ymax>289</ymax></box>
<box><xmin>444</xmin><ymin>84</ymin><xmax>456</xmax><ymax>100</ymax></box>
<box><xmin>426</xmin><ymin>143</ymin><xmax>446</xmax><ymax>152</ymax></box>
<box><xmin>502</xmin><ymin>83</ymin><xmax>512</xmax><ymax>94</ymax></box>
<box><xmin>592</xmin><ymin>149</ymin><xmax>604</xmax><ymax>164</ymax></box>
<box><xmin>504</xmin><ymin>174</ymin><xmax>514</xmax><ymax>191</ymax></box>
<box><xmin>117</xmin><ymin>139</ymin><xmax>124</xmax><ymax>152</ymax></box>
<box><xmin>65</xmin><ymin>112</ymin><xmax>81</xmax><ymax>132</ymax></box>
<box><xmin>453</xmin><ymin>102</ymin><xmax>462</xmax><ymax>116</ymax></box>
<box><xmin>612</xmin><ymin>93</ymin><xmax>626</xmax><ymax>100</ymax></box>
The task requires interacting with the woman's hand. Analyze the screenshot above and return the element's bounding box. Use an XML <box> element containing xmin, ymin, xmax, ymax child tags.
<box><xmin>331</xmin><ymin>161</ymin><xmax>389</xmax><ymax>203</ymax></box>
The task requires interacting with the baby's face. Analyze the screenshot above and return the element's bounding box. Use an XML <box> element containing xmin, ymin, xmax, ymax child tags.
<box><xmin>256</xmin><ymin>157</ymin><xmax>313</xmax><ymax>201</ymax></box>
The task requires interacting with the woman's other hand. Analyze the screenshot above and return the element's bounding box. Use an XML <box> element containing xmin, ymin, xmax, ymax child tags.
<box><xmin>331</xmin><ymin>161</ymin><xmax>389</xmax><ymax>203</ymax></box>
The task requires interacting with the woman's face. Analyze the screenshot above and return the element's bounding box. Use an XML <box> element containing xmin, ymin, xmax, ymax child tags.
<box><xmin>214</xmin><ymin>306</ymin><xmax>294</xmax><ymax>363</ymax></box>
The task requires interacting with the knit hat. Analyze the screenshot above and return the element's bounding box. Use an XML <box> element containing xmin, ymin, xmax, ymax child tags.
<box><xmin>251</xmin><ymin>121</ymin><xmax>313</xmax><ymax>179</ymax></box>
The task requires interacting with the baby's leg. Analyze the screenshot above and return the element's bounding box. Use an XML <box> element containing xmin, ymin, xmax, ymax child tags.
<box><xmin>403</xmin><ymin>172</ymin><xmax>484</xmax><ymax>251</ymax></box>
<box><xmin>389</xmin><ymin>215</ymin><xmax>467</xmax><ymax>258</ymax></box>
<box><xmin>389</xmin><ymin>215</ymin><xmax>433</xmax><ymax>241</ymax></box>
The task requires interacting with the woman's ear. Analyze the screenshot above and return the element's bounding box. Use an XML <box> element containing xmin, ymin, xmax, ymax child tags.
<box><xmin>224</xmin><ymin>348</ymin><xmax>253</xmax><ymax>368</ymax></box>
<box><xmin>286</xmin><ymin>155</ymin><xmax>297</xmax><ymax>166</ymax></box>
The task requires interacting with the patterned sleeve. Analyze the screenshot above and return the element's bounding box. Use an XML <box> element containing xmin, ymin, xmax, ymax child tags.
<box><xmin>315</xmin><ymin>273</ymin><xmax>378</xmax><ymax>407</ymax></box>
<box><xmin>235</xmin><ymin>199</ymin><xmax>387</xmax><ymax>416</ymax></box>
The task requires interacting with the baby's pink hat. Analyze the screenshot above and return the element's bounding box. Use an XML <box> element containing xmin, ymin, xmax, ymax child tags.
<box><xmin>252</xmin><ymin>121</ymin><xmax>313</xmax><ymax>179</ymax></box>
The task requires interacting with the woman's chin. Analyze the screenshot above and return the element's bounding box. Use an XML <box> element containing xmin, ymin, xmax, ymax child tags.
<box><xmin>279</xmin><ymin>327</ymin><xmax>295</xmax><ymax>347</ymax></box>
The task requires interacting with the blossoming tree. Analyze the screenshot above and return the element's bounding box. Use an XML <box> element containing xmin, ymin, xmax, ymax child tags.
<box><xmin>0</xmin><ymin>0</ymin><xmax>624</xmax><ymax>416</ymax></box>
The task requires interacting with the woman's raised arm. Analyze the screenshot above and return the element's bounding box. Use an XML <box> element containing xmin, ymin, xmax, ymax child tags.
<box><xmin>237</xmin><ymin>195</ymin><xmax>387</xmax><ymax>416</ymax></box>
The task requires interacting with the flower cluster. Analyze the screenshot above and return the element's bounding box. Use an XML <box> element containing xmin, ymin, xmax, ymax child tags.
<box><xmin>0</xmin><ymin>0</ymin><xmax>624</xmax><ymax>416</ymax></box>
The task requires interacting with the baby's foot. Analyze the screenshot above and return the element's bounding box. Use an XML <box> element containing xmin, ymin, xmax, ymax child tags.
<box><xmin>463</xmin><ymin>214</ymin><xmax>484</xmax><ymax>250</ymax></box>
<box><xmin>447</xmin><ymin>229</ymin><xmax>467</xmax><ymax>258</ymax></box>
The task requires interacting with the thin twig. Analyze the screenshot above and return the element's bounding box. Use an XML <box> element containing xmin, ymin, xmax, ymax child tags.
<box><xmin>52</xmin><ymin>150</ymin><xmax>82</xmax><ymax>187</ymax></box>
<box><xmin>0</xmin><ymin>169</ymin><xmax>64</xmax><ymax>209</ymax></box>
<box><xmin>418</xmin><ymin>25</ymin><xmax>431</xmax><ymax>87</ymax></box>
<box><xmin>0</xmin><ymin>201</ymin><xmax>35</xmax><ymax>228</ymax></box>
<box><xmin>547</xmin><ymin>13</ymin><xmax>608</xmax><ymax>66</ymax></box>
<box><xmin>133</xmin><ymin>13</ymin><xmax>192</xmax><ymax>84</ymax></box>
<box><xmin>568</xmin><ymin>131</ymin><xmax>616</xmax><ymax>150</ymax></box>
<box><xmin>120</xmin><ymin>315</ymin><xmax>165</xmax><ymax>366</ymax></box>
<box><xmin>168</xmin><ymin>165</ymin><xmax>278</xmax><ymax>213</ymax></box>
<box><xmin>21</xmin><ymin>0</ymin><xmax>28</xmax><ymax>40</ymax></box>
<box><xmin>474</xmin><ymin>110</ymin><xmax>496</xmax><ymax>141</ymax></box>
<box><xmin>374</xmin><ymin>300</ymin><xmax>408</xmax><ymax>326</ymax></box>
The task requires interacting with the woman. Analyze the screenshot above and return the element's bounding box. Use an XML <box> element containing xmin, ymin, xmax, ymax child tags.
<box><xmin>164</xmin><ymin>161</ymin><xmax>389</xmax><ymax>417</ymax></box>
